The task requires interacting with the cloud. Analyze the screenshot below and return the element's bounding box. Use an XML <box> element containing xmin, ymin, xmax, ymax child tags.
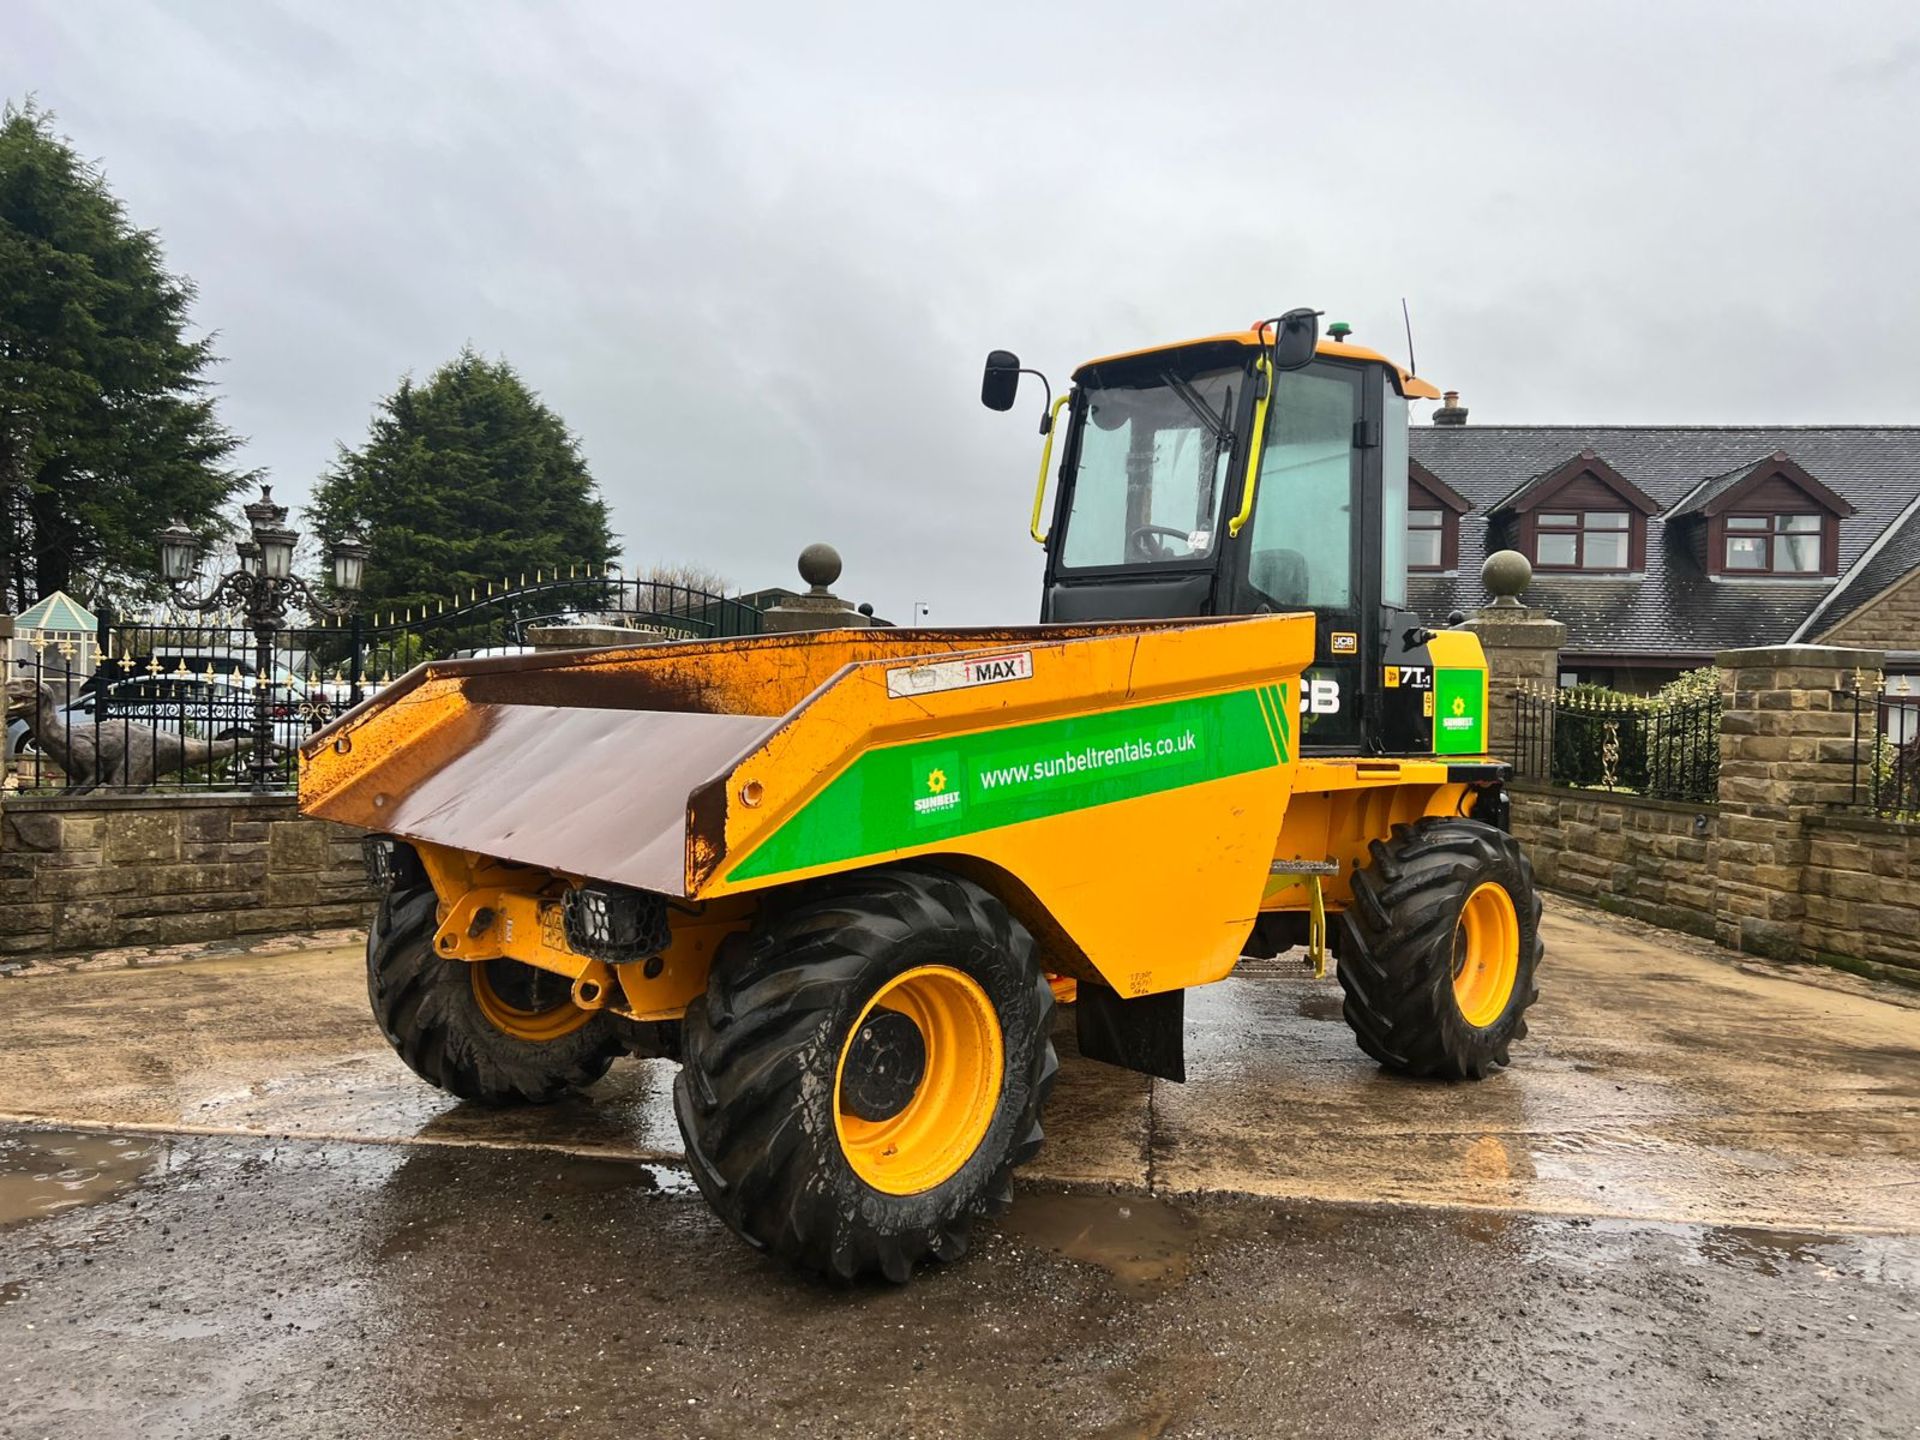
<box><xmin>9</xmin><ymin>0</ymin><xmax>1920</xmax><ymax>622</ymax></box>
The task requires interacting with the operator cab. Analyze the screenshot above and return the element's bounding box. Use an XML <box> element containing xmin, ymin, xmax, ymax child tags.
<box><xmin>984</xmin><ymin>313</ymin><xmax>1454</xmax><ymax>757</ymax></box>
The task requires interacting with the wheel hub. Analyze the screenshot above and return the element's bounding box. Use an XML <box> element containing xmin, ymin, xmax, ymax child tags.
<box><xmin>481</xmin><ymin>957</ymin><xmax>569</xmax><ymax>1012</ymax></box>
<box><xmin>470</xmin><ymin>958</ymin><xmax>593</xmax><ymax>1042</ymax></box>
<box><xmin>839</xmin><ymin>1008</ymin><xmax>927</xmax><ymax>1122</ymax></box>
<box><xmin>832</xmin><ymin>965</ymin><xmax>1005</xmax><ymax>1196</ymax></box>
<box><xmin>1451</xmin><ymin>880</ymin><xmax>1520</xmax><ymax>1028</ymax></box>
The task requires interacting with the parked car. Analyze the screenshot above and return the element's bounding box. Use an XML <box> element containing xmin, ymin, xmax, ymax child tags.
<box><xmin>13</xmin><ymin>674</ymin><xmax>329</xmax><ymax>756</ymax></box>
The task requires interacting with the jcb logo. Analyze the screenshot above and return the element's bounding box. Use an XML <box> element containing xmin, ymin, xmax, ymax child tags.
<box><xmin>1299</xmin><ymin>678</ymin><xmax>1342</xmax><ymax>715</ymax></box>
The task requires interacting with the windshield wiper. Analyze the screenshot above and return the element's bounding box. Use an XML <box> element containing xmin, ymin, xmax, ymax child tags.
<box><xmin>1161</xmin><ymin>371</ymin><xmax>1235</xmax><ymax>447</ymax></box>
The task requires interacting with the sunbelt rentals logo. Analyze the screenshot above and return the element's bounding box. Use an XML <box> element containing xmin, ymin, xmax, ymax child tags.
<box><xmin>913</xmin><ymin>757</ymin><xmax>963</xmax><ymax>822</ymax></box>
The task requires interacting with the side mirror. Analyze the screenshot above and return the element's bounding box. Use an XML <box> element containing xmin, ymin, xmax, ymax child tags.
<box><xmin>1270</xmin><ymin>308</ymin><xmax>1320</xmax><ymax>371</ymax></box>
<box><xmin>981</xmin><ymin>349</ymin><xmax>1021</xmax><ymax>411</ymax></box>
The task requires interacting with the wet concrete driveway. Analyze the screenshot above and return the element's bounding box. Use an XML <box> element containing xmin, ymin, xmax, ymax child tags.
<box><xmin>2</xmin><ymin>899</ymin><xmax>1918</xmax><ymax>1437</ymax></box>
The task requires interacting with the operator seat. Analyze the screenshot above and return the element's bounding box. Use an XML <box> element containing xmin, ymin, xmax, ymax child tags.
<box><xmin>1248</xmin><ymin>548</ymin><xmax>1309</xmax><ymax>608</ymax></box>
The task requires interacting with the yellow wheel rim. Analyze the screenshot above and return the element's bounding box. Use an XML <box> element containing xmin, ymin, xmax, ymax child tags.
<box><xmin>470</xmin><ymin>960</ymin><xmax>594</xmax><ymax>1043</ymax></box>
<box><xmin>1452</xmin><ymin>881</ymin><xmax>1520</xmax><ymax>1028</ymax></box>
<box><xmin>833</xmin><ymin>965</ymin><xmax>1004</xmax><ymax>1196</ymax></box>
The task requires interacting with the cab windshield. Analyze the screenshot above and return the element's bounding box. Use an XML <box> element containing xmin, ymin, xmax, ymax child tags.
<box><xmin>1056</xmin><ymin>359</ymin><xmax>1247</xmax><ymax>570</ymax></box>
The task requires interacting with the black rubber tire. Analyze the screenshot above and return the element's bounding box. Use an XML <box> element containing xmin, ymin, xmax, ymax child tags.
<box><xmin>1337</xmin><ymin>817</ymin><xmax>1543</xmax><ymax>1080</ymax></box>
<box><xmin>673</xmin><ymin>865</ymin><xmax>1057</xmax><ymax>1284</ymax></box>
<box><xmin>367</xmin><ymin>882</ymin><xmax>624</xmax><ymax>1105</ymax></box>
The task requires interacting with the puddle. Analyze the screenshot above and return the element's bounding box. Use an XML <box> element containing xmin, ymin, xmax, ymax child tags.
<box><xmin>996</xmin><ymin>1189</ymin><xmax>1196</xmax><ymax>1290</ymax></box>
<box><xmin>1521</xmin><ymin>1214</ymin><xmax>1920</xmax><ymax>1288</ymax></box>
<box><xmin>1294</xmin><ymin>992</ymin><xmax>1346</xmax><ymax>1023</ymax></box>
<box><xmin>0</xmin><ymin>1130</ymin><xmax>161</xmax><ymax>1228</ymax></box>
<box><xmin>1461</xmin><ymin>1133</ymin><xmax>1534</xmax><ymax>1184</ymax></box>
<box><xmin>1699</xmin><ymin>1225</ymin><xmax>1841</xmax><ymax>1278</ymax></box>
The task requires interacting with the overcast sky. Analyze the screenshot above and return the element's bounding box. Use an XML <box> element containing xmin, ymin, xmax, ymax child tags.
<box><xmin>10</xmin><ymin>2</ymin><xmax>1920</xmax><ymax>622</ymax></box>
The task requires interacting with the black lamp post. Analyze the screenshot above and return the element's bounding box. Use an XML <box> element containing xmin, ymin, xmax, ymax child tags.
<box><xmin>158</xmin><ymin>486</ymin><xmax>368</xmax><ymax>792</ymax></box>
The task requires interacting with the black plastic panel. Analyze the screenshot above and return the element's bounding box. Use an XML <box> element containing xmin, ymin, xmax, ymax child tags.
<box><xmin>1042</xmin><ymin>574</ymin><xmax>1215</xmax><ymax>623</ymax></box>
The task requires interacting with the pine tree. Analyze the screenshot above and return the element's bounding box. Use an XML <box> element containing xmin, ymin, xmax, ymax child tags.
<box><xmin>0</xmin><ymin>99</ymin><xmax>248</xmax><ymax>612</ymax></box>
<box><xmin>307</xmin><ymin>348</ymin><xmax>616</xmax><ymax>616</ymax></box>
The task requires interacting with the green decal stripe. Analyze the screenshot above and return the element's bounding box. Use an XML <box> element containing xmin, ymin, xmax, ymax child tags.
<box><xmin>1252</xmin><ymin>686</ymin><xmax>1281</xmax><ymax>761</ymax></box>
<box><xmin>1265</xmin><ymin>682</ymin><xmax>1294</xmax><ymax>758</ymax></box>
<box><xmin>730</xmin><ymin>687</ymin><xmax>1285</xmax><ymax>882</ymax></box>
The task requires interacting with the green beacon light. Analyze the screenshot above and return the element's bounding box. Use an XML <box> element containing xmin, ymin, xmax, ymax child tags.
<box><xmin>1327</xmin><ymin>321</ymin><xmax>1352</xmax><ymax>342</ymax></box>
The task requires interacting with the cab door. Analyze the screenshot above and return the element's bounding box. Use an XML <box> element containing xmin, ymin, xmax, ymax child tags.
<box><xmin>1223</xmin><ymin>359</ymin><xmax>1369</xmax><ymax>752</ymax></box>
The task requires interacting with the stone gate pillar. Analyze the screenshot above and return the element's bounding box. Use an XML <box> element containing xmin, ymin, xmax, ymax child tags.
<box><xmin>762</xmin><ymin>544</ymin><xmax>874</xmax><ymax>633</ymax></box>
<box><xmin>1711</xmin><ymin>644</ymin><xmax>1883</xmax><ymax>959</ymax></box>
<box><xmin>0</xmin><ymin>614</ymin><xmax>11</xmax><ymax>789</ymax></box>
<box><xmin>1460</xmin><ymin>550</ymin><xmax>1564</xmax><ymax>765</ymax></box>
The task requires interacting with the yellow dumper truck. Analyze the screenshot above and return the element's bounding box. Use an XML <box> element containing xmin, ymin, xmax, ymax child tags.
<box><xmin>300</xmin><ymin>309</ymin><xmax>1542</xmax><ymax>1282</ymax></box>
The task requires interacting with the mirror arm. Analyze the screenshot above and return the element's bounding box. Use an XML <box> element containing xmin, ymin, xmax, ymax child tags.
<box><xmin>1022</xmin><ymin>369</ymin><xmax>1054</xmax><ymax>432</ymax></box>
<box><xmin>1030</xmin><ymin>393</ymin><xmax>1074</xmax><ymax>546</ymax></box>
<box><xmin>1227</xmin><ymin>356</ymin><xmax>1275</xmax><ymax>539</ymax></box>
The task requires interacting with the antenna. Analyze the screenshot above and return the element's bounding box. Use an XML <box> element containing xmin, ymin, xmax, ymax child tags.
<box><xmin>1401</xmin><ymin>297</ymin><xmax>1417</xmax><ymax>376</ymax></box>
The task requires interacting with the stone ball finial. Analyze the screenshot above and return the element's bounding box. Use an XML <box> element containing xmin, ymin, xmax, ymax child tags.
<box><xmin>797</xmin><ymin>543</ymin><xmax>842</xmax><ymax>594</ymax></box>
<box><xmin>1482</xmin><ymin>548</ymin><xmax>1532</xmax><ymax>608</ymax></box>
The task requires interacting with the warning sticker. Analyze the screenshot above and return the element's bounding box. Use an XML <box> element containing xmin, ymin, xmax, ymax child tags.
<box><xmin>887</xmin><ymin>650</ymin><xmax>1034</xmax><ymax>699</ymax></box>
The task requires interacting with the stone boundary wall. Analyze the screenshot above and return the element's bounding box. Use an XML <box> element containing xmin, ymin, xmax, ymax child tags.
<box><xmin>1511</xmin><ymin>782</ymin><xmax>1719</xmax><ymax>940</ymax></box>
<box><xmin>1473</xmin><ymin>624</ymin><xmax>1920</xmax><ymax>987</ymax></box>
<box><xmin>1515</xmin><ymin>783</ymin><xmax>1920</xmax><ymax>987</ymax></box>
<box><xmin>0</xmin><ymin>794</ymin><xmax>376</xmax><ymax>961</ymax></box>
<box><xmin>1803</xmin><ymin>812</ymin><xmax>1920</xmax><ymax>985</ymax></box>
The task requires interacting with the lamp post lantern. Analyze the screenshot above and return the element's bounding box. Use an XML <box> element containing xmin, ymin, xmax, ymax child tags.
<box><xmin>158</xmin><ymin>484</ymin><xmax>367</xmax><ymax>792</ymax></box>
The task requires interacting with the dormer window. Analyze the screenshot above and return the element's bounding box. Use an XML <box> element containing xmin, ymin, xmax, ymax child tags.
<box><xmin>1489</xmin><ymin>451</ymin><xmax>1658</xmax><ymax>576</ymax></box>
<box><xmin>1666</xmin><ymin>453</ymin><xmax>1853</xmax><ymax>579</ymax></box>
<box><xmin>1724</xmin><ymin>514</ymin><xmax>1822</xmax><ymax>573</ymax></box>
<box><xmin>1406</xmin><ymin>459</ymin><xmax>1468</xmax><ymax>573</ymax></box>
<box><xmin>1536</xmin><ymin>511</ymin><xmax>1630</xmax><ymax>571</ymax></box>
<box><xmin>1408</xmin><ymin>508</ymin><xmax>1445</xmax><ymax>569</ymax></box>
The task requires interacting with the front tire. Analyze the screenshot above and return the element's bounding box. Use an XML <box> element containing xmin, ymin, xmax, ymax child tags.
<box><xmin>1337</xmin><ymin>817</ymin><xmax>1543</xmax><ymax>1079</ymax></box>
<box><xmin>367</xmin><ymin>883</ymin><xmax>624</xmax><ymax>1105</ymax></box>
<box><xmin>673</xmin><ymin>866</ymin><xmax>1057</xmax><ymax>1283</ymax></box>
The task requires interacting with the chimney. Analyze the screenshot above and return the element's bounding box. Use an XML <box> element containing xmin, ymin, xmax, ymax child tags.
<box><xmin>1433</xmin><ymin>390</ymin><xmax>1469</xmax><ymax>427</ymax></box>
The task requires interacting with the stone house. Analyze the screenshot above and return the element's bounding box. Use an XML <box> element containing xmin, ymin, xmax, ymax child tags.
<box><xmin>1407</xmin><ymin>410</ymin><xmax>1920</xmax><ymax>694</ymax></box>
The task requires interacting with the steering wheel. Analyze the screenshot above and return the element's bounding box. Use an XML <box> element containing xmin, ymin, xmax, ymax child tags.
<box><xmin>1127</xmin><ymin>524</ymin><xmax>1197</xmax><ymax>562</ymax></box>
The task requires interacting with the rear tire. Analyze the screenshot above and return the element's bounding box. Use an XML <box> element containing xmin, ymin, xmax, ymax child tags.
<box><xmin>673</xmin><ymin>865</ymin><xmax>1056</xmax><ymax>1283</ymax></box>
<box><xmin>1337</xmin><ymin>817</ymin><xmax>1542</xmax><ymax>1080</ymax></box>
<box><xmin>367</xmin><ymin>882</ymin><xmax>624</xmax><ymax>1105</ymax></box>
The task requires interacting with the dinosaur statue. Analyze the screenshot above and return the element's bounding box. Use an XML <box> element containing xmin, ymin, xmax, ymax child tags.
<box><xmin>4</xmin><ymin>678</ymin><xmax>258</xmax><ymax>791</ymax></box>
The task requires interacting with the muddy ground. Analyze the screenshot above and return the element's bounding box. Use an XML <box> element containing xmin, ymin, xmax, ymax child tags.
<box><xmin>1</xmin><ymin>899</ymin><xmax>1917</xmax><ymax>1437</ymax></box>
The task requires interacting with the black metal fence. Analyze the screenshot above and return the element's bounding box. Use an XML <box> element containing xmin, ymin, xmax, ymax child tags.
<box><xmin>1512</xmin><ymin>684</ymin><xmax>1721</xmax><ymax>804</ymax></box>
<box><xmin>1850</xmin><ymin>689</ymin><xmax>1920</xmax><ymax>818</ymax></box>
<box><xmin>337</xmin><ymin>573</ymin><xmax>765</xmax><ymax>669</ymax></box>
<box><xmin>5</xmin><ymin>572</ymin><xmax>763</xmax><ymax>795</ymax></box>
<box><xmin>5</xmin><ymin>629</ymin><xmax>333</xmax><ymax>792</ymax></box>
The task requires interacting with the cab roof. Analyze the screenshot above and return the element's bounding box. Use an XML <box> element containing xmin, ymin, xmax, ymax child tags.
<box><xmin>1073</xmin><ymin>327</ymin><xmax>1442</xmax><ymax>400</ymax></box>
